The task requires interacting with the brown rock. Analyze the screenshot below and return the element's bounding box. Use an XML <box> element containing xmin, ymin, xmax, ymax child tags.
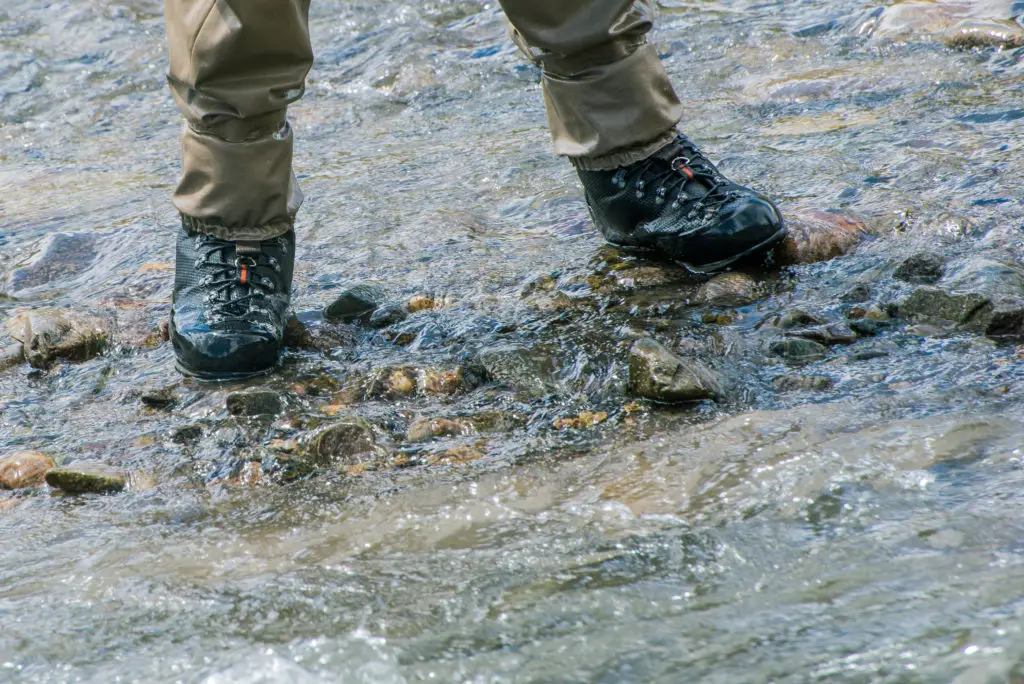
<box><xmin>407</xmin><ymin>295</ymin><xmax>438</xmax><ymax>313</ymax></box>
<box><xmin>6</xmin><ymin>308</ymin><xmax>108</xmax><ymax>368</ymax></box>
<box><xmin>406</xmin><ymin>417</ymin><xmax>466</xmax><ymax>442</ymax></box>
<box><xmin>628</xmin><ymin>337</ymin><xmax>724</xmax><ymax>403</ymax></box>
<box><xmin>0</xmin><ymin>451</ymin><xmax>55</xmax><ymax>489</ymax></box>
<box><xmin>774</xmin><ymin>210</ymin><xmax>867</xmax><ymax>265</ymax></box>
<box><xmin>696</xmin><ymin>272</ymin><xmax>760</xmax><ymax>307</ymax></box>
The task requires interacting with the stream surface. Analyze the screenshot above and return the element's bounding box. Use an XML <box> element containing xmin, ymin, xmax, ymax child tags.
<box><xmin>3</xmin><ymin>1</ymin><xmax>1024</xmax><ymax>682</ymax></box>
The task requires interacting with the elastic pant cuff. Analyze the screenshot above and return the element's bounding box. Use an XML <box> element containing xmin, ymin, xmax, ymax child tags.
<box><xmin>544</xmin><ymin>43</ymin><xmax>683</xmax><ymax>159</ymax></box>
<box><xmin>173</xmin><ymin>122</ymin><xmax>302</xmax><ymax>240</ymax></box>
<box><xmin>570</xmin><ymin>128</ymin><xmax>678</xmax><ymax>171</ymax></box>
<box><xmin>180</xmin><ymin>214</ymin><xmax>294</xmax><ymax>241</ymax></box>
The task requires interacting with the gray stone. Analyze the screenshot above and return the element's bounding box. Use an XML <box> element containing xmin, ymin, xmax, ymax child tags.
<box><xmin>773</xmin><ymin>375</ymin><xmax>834</xmax><ymax>392</ymax></box>
<box><xmin>284</xmin><ymin>315</ymin><xmax>356</xmax><ymax>352</ymax></box>
<box><xmin>897</xmin><ymin>256</ymin><xmax>1024</xmax><ymax>338</ymax></box>
<box><xmin>627</xmin><ymin>337</ymin><xmax>724</xmax><ymax>403</ymax></box>
<box><xmin>849</xmin><ymin>318</ymin><xmax>893</xmax><ymax>337</ymax></box>
<box><xmin>368</xmin><ymin>303</ymin><xmax>409</xmax><ymax>329</ymax></box>
<box><xmin>6</xmin><ymin>308</ymin><xmax>108</xmax><ymax>369</ymax></box>
<box><xmin>306</xmin><ymin>418</ymin><xmax>378</xmax><ymax>467</ymax></box>
<box><xmin>776</xmin><ymin>310</ymin><xmax>826</xmax><ymax>330</ymax></box>
<box><xmin>769</xmin><ymin>338</ymin><xmax>828</xmax><ymax>364</ymax></box>
<box><xmin>7</xmin><ymin>232</ymin><xmax>98</xmax><ymax>294</ymax></box>
<box><xmin>323</xmin><ymin>284</ymin><xmax>388</xmax><ymax>323</ymax></box>
<box><xmin>45</xmin><ymin>463</ymin><xmax>126</xmax><ymax>494</ymax></box>
<box><xmin>894</xmin><ymin>253</ymin><xmax>945</xmax><ymax>284</ymax></box>
<box><xmin>841</xmin><ymin>283</ymin><xmax>871</xmax><ymax>303</ymax></box>
<box><xmin>171</xmin><ymin>425</ymin><xmax>203</xmax><ymax>445</ymax></box>
<box><xmin>141</xmin><ymin>389</ymin><xmax>176</xmax><ymax>410</ymax></box>
<box><xmin>226</xmin><ymin>391</ymin><xmax>283</xmax><ymax>416</ymax></box>
<box><xmin>786</xmin><ymin>323</ymin><xmax>858</xmax><ymax>346</ymax></box>
<box><xmin>476</xmin><ymin>344</ymin><xmax>556</xmax><ymax>398</ymax></box>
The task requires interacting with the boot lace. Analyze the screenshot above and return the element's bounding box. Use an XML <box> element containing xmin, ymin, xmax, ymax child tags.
<box><xmin>611</xmin><ymin>136</ymin><xmax>741</xmax><ymax>221</ymax></box>
<box><xmin>192</xmin><ymin>236</ymin><xmax>286</xmax><ymax>324</ymax></box>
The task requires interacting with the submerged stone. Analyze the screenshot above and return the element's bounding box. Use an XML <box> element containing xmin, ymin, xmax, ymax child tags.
<box><xmin>306</xmin><ymin>418</ymin><xmax>378</xmax><ymax>467</ymax></box>
<box><xmin>894</xmin><ymin>252</ymin><xmax>946</xmax><ymax>284</ymax></box>
<box><xmin>773</xmin><ymin>375</ymin><xmax>834</xmax><ymax>392</ymax></box>
<box><xmin>406</xmin><ymin>417</ymin><xmax>466</xmax><ymax>442</ymax></box>
<box><xmin>368</xmin><ymin>303</ymin><xmax>409</xmax><ymax>329</ymax></box>
<box><xmin>944</xmin><ymin>18</ymin><xmax>1024</xmax><ymax>49</ymax></box>
<box><xmin>786</xmin><ymin>323</ymin><xmax>858</xmax><ymax>346</ymax></box>
<box><xmin>475</xmin><ymin>344</ymin><xmax>556</xmax><ymax>398</ymax></box>
<box><xmin>323</xmin><ymin>284</ymin><xmax>388</xmax><ymax>323</ymax></box>
<box><xmin>6</xmin><ymin>308</ymin><xmax>108</xmax><ymax>368</ymax></box>
<box><xmin>770</xmin><ymin>338</ymin><xmax>828</xmax><ymax>364</ymax></box>
<box><xmin>7</xmin><ymin>232</ymin><xmax>98</xmax><ymax>294</ymax></box>
<box><xmin>774</xmin><ymin>210</ymin><xmax>867</xmax><ymax>265</ymax></box>
<box><xmin>0</xmin><ymin>451</ymin><xmax>55</xmax><ymax>489</ymax></box>
<box><xmin>0</xmin><ymin>343</ymin><xmax>24</xmax><ymax>371</ymax></box>
<box><xmin>897</xmin><ymin>257</ymin><xmax>1024</xmax><ymax>338</ymax></box>
<box><xmin>627</xmin><ymin>337</ymin><xmax>724</xmax><ymax>403</ymax></box>
<box><xmin>696</xmin><ymin>272</ymin><xmax>760</xmax><ymax>307</ymax></box>
<box><xmin>45</xmin><ymin>463</ymin><xmax>126</xmax><ymax>494</ymax></box>
<box><xmin>226</xmin><ymin>391</ymin><xmax>283</xmax><ymax>416</ymax></box>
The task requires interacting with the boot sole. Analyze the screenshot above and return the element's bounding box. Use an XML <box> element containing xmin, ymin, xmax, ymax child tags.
<box><xmin>174</xmin><ymin>360</ymin><xmax>277</xmax><ymax>383</ymax></box>
<box><xmin>678</xmin><ymin>224</ymin><xmax>788</xmax><ymax>275</ymax></box>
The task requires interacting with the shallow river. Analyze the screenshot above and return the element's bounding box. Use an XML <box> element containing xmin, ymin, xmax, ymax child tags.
<box><xmin>2</xmin><ymin>0</ymin><xmax>1024</xmax><ymax>681</ymax></box>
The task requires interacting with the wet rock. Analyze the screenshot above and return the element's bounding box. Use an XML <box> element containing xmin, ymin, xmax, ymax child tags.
<box><xmin>6</xmin><ymin>308</ymin><xmax>108</xmax><ymax>368</ymax></box>
<box><xmin>428</xmin><ymin>445</ymin><xmax>485</xmax><ymax>466</ymax></box>
<box><xmin>841</xmin><ymin>283</ymin><xmax>871</xmax><ymax>303</ymax></box>
<box><xmin>627</xmin><ymin>337</ymin><xmax>724</xmax><ymax>403</ymax></box>
<box><xmin>171</xmin><ymin>425</ymin><xmax>203</xmax><ymax>445</ymax></box>
<box><xmin>323</xmin><ymin>284</ymin><xmax>387</xmax><ymax>323</ymax></box>
<box><xmin>0</xmin><ymin>343</ymin><xmax>24</xmax><ymax>371</ymax></box>
<box><xmin>407</xmin><ymin>295</ymin><xmax>438</xmax><ymax>313</ymax></box>
<box><xmin>786</xmin><ymin>323</ymin><xmax>858</xmax><ymax>346</ymax></box>
<box><xmin>368</xmin><ymin>304</ymin><xmax>409</xmax><ymax>329</ymax></box>
<box><xmin>696</xmin><ymin>272</ymin><xmax>760</xmax><ymax>307</ymax></box>
<box><xmin>773</xmin><ymin>375</ymin><xmax>834</xmax><ymax>392</ymax></box>
<box><xmin>406</xmin><ymin>417</ymin><xmax>467</xmax><ymax>442</ymax></box>
<box><xmin>849</xmin><ymin>318</ymin><xmax>895</xmax><ymax>337</ymax></box>
<box><xmin>126</xmin><ymin>471</ymin><xmax>158</xmax><ymax>492</ymax></box>
<box><xmin>775</xmin><ymin>309</ymin><xmax>826</xmax><ymax>330</ymax></box>
<box><xmin>774</xmin><ymin>210</ymin><xmax>867</xmax><ymax>265</ymax></box>
<box><xmin>553</xmin><ymin>410</ymin><xmax>609</xmax><ymax>430</ymax></box>
<box><xmin>419</xmin><ymin>368</ymin><xmax>467</xmax><ymax>396</ymax></box>
<box><xmin>944</xmin><ymin>18</ymin><xmax>1024</xmax><ymax>49</ymax></box>
<box><xmin>894</xmin><ymin>252</ymin><xmax>946</xmax><ymax>284</ymax></box>
<box><xmin>285</xmin><ymin>315</ymin><xmax>357</xmax><ymax>352</ymax></box>
<box><xmin>0</xmin><ymin>451</ymin><xmax>55</xmax><ymax>489</ymax></box>
<box><xmin>45</xmin><ymin>463</ymin><xmax>126</xmax><ymax>494</ymax></box>
<box><xmin>7</xmin><ymin>232</ymin><xmax>98</xmax><ymax>294</ymax></box>
<box><xmin>770</xmin><ymin>338</ymin><xmax>828</xmax><ymax>364</ymax></box>
<box><xmin>226</xmin><ymin>391</ymin><xmax>284</xmax><ymax>417</ymax></box>
<box><xmin>476</xmin><ymin>344</ymin><xmax>556</xmax><ymax>397</ymax></box>
<box><xmin>140</xmin><ymin>389</ymin><xmax>176</xmax><ymax>410</ymax></box>
<box><xmin>306</xmin><ymin>418</ymin><xmax>379</xmax><ymax>467</ymax></box>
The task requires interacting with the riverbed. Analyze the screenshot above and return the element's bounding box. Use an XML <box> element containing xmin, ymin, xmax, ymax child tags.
<box><xmin>2</xmin><ymin>1</ymin><xmax>1024</xmax><ymax>681</ymax></box>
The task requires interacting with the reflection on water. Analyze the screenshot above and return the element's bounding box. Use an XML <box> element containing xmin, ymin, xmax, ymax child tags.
<box><xmin>2</xmin><ymin>0</ymin><xmax>1024</xmax><ymax>681</ymax></box>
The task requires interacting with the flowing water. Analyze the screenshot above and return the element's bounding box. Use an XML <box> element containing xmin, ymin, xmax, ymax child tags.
<box><xmin>2</xmin><ymin>0</ymin><xmax>1024</xmax><ymax>681</ymax></box>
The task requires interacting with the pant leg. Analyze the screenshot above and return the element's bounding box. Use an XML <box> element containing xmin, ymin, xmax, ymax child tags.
<box><xmin>164</xmin><ymin>0</ymin><xmax>313</xmax><ymax>240</ymax></box>
<box><xmin>498</xmin><ymin>0</ymin><xmax>683</xmax><ymax>168</ymax></box>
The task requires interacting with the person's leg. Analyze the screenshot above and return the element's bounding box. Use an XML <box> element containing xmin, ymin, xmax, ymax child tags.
<box><xmin>499</xmin><ymin>0</ymin><xmax>785</xmax><ymax>273</ymax></box>
<box><xmin>164</xmin><ymin>0</ymin><xmax>313</xmax><ymax>379</ymax></box>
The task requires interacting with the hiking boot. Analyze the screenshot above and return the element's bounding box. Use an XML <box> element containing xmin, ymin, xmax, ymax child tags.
<box><xmin>171</xmin><ymin>219</ymin><xmax>295</xmax><ymax>380</ymax></box>
<box><xmin>577</xmin><ymin>133</ymin><xmax>786</xmax><ymax>273</ymax></box>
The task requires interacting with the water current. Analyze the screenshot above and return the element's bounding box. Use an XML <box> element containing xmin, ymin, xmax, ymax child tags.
<box><xmin>2</xmin><ymin>0</ymin><xmax>1024</xmax><ymax>681</ymax></box>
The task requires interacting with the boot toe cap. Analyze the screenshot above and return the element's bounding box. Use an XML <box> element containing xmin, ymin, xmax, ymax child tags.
<box><xmin>171</xmin><ymin>324</ymin><xmax>280</xmax><ymax>380</ymax></box>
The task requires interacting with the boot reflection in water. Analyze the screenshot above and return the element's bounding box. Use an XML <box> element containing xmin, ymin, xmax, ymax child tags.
<box><xmin>163</xmin><ymin>0</ymin><xmax>785</xmax><ymax>379</ymax></box>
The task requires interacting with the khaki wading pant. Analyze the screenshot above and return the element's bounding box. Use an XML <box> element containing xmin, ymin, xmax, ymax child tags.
<box><xmin>164</xmin><ymin>0</ymin><xmax>684</xmax><ymax>240</ymax></box>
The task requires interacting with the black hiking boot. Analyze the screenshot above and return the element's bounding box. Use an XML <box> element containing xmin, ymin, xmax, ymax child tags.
<box><xmin>577</xmin><ymin>133</ymin><xmax>786</xmax><ymax>273</ymax></box>
<box><xmin>171</xmin><ymin>219</ymin><xmax>295</xmax><ymax>380</ymax></box>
